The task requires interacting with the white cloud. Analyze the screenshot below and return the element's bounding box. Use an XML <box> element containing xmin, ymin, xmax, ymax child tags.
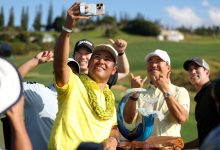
<box><xmin>165</xmin><ymin>6</ymin><xmax>203</xmax><ymax>28</ymax></box>
<box><xmin>201</xmin><ymin>0</ymin><xmax>209</xmax><ymax>7</ymax></box>
<box><xmin>208</xmin><ymin>8</ymin><xmax>220</xmax><ymax>25</ymax></box>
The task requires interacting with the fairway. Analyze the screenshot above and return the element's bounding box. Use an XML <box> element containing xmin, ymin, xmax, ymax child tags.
<box><xmin>1</xmin><ymin>30</ymin><xmax>219</xmax><ymax>148</ymax></box>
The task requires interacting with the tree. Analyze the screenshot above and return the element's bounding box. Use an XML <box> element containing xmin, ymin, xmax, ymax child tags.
<box><xmin>101</xmin><ymin>16</ymin><xmax>116</xmax><ymax>25</ymax></box>
<box><xmin>0</xmin><ymin>7</ymin><xmax>4</xmax><ymax>29</ymax></box>
<box><xmin>21</xmin><ymin>6</ymin><xmax>29</xmax><ymax>31</ymax></box>
<box><xmin>7</xmin><ymin>7</ymin><xmax>14</xmax><ymax>28</ymax></box>
<box><xmin>46</xmin><ymin>1</ymin><xmax>53</xmax><ymax>31</ymax></box>
<box><xmin>53</xmin><ymin>16</ymin><xmax>65</xmax><ymax>32</ymax></box>
<box><xmin>33</xmin><ymin>5</ymin><xmax>42</xmax><ymax>31</ymax></box>
<box><xmin>177</xmin><ymin>26</ymin><xmax>192</xmax><ymax>34</ymax></box>
<box><xmin>50</xmin><ymin>8</ymin><xmax>66</xmax><ymax>32</ymax></box>
<box><xmin>118</xmin><ymin>12</ymin><xmax>129</xmax><ymax>28</ymax></box>
<box><xmin>122</xmin><ymin>18</ymin><xmax>160</xmax><ymax>36</ymax></box>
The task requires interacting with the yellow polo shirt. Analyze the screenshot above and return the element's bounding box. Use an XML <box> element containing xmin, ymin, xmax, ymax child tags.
<box><xmin>48</xmin><ymin>72</ymin><xmax>117</xmax><ymax>150</ymax></box>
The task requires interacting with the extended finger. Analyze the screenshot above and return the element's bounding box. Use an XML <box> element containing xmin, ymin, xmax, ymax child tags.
<box><xmin>142</xmin><ymin>76</ymin><xmax>148</xmax><ymax>83</ymax></box>
<box><xmin>130</xmin><ymin>73</ymin><xmax>134</xmax><ymax>79</ymax></box>
<box><xmin>109</xmin><ymin>39</ymin><xmax>115</xmax><ymax>44</ymax></box>
<box><xmin>152</xmin><ymin>75</ymin><xmax>157</xmax><ymax>81</ymax></box>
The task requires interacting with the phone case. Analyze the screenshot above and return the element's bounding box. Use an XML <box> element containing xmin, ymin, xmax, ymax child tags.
<box><xmin>80</xmin><ymin>3</ymin><xmax>105</xmax><ymax>16</ymax></box>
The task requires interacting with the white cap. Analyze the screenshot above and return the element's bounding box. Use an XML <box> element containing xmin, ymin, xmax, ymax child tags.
<box><xmin>0</xmin><ymin>58</ymin><xmax>22</xmax><ymax>115</ymax></box>
<box><xmin>144</xmin><ymin>49</ymin><xmax>171</xmax><ymax>65</ymax></box>
<box><xmin>93</xmin><ymin>44</ymin><xmax>118</xmax><ymax>63</ymax></box>
<box><xmin>67</xmin><ymin>58</ymin><xmax>80</xmax><ymax>73</ymax></box>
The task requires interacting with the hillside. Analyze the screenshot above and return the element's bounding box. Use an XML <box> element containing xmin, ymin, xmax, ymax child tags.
<box><xmin>1</xmin><ymin>30</ymin><xmax>219</xmax><ymax>147</ymax></box>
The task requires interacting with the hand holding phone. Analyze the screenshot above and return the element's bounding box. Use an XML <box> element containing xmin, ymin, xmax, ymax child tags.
<box><xmin>80</xmin><ymin>2</ymin><xmax>105</xmax><ymax>16</ymax></box>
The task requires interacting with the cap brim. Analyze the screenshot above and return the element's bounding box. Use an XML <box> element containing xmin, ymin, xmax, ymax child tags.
<box><xmin>183</xmin><ymin>60</ymin><xmax>193</xmax><ymax>70</ymax></box>
<box><xmin>67</xmin><ymin>58</ymin><xmax>80</xmax><ymax>73</ymax></box>
<box><xmin>93</xmin><ymin>45</ymin><xmax>118</xmax><ymax>63</ymax></box>
<box><xmin>0</xmin><ymin>58</ymin><xmax>23</xmax><ymax>115</ymax></box>
<box><xmin>75</xmin><ymin>45</ymin><xmax>93</xmax><ymax>53</ymax></box>
<box><xmin>183</xmin><ymin>60</ymin><xmax>203</xmax><ymax>71</ymax></box>
<box><xmin>144</xmin><ymin>53</ymin><xmax>157</xmax><ymax>62</ymax></box>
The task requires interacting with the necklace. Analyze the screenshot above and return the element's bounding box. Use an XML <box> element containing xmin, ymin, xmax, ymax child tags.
<box><xmin>79</xmin><ymin>74</ymin><xmax>115</xmax><ymax>120</ymax></box>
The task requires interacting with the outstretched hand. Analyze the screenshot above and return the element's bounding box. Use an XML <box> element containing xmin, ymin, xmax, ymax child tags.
<box><xmin>35</xmin><ymin>50</ymin><xmax>54</xmax><ymax>64</ymax></box>
<box><xmin>130</xmin><ymin>73</ymin><xmax>148</xmax><ymax>88</ymax></box>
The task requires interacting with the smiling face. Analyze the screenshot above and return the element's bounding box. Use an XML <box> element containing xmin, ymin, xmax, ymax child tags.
<box><xmin>88</xmin><ymin>50</ymin><xmax>117</xmax><ymax>83</ymax></box>
<box><xmin>73</xmin><ymin>47</ymin><xmax>92</xmax><ymax>73</ymax></box>
<box><xmin>147</xmin><ymin>56</ymin><xmax>171</xmax><ymax>80</ymax></box>
<box><xmin>186</xmin><ymin>62</ymin><xmax>210</xmax><ymax>90</ymax></box>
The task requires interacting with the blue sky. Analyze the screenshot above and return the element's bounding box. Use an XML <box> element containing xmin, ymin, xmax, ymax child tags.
<box><xmin>2</xmin><ymin>0</ymin><xmax>220</xmax><ymax>30</ymax></box>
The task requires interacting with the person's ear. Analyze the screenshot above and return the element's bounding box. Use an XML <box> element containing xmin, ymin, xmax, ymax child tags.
<box><xmin>166</xmin><ymin>65</ymin><xmax>171</xmax><ymax>78</ymax></box>
<box><xmin>111</xmin><ymin>66</ymin><xmax>118</xmax><ymax>75</ymax></box>
<box><xmin>206</xmin><ymin>69</ymin><xmax>210</xmax><ymax>76</ymax></box>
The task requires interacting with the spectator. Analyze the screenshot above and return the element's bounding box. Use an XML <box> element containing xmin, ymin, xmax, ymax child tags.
<box><xmin>48</xmin><ymin>2</ymin><xmax>120</xmax><ymax>149</ymax></box>
<box><xmin>123</xmin><ymin>49</ymin><xmax>190</xmax><ymax>137</ymax></box>
<box><xmin>0</xmin><ymin>57</ymin><xmax>32</xmax><ymax>150</ymax></box>
<box><xmin>183</xmin><ymin>57</ymin><xmax>220</xmax><ymax>149</ymax></box>
<box><xmin>2</xmin><ymin>51</ymin><xmax>79</xmax><ymax>150</ymax></box>
<box><xmin>72</xmin><ymin>38</ymin><xmax>129</xmax><ymax>88</ymax></box>
<box><xmin>200</xmin><ymin>78</ymin><xmax>220</xmax><ymax>150</ymax></box>
<box><xmin>19</xmin><ymin>51</ymin><xmax>79</xmax><ymax>150</ymax></box>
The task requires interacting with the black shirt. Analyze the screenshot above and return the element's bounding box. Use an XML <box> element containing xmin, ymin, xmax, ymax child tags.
<box><xmin>107</xmin><ymin>72</ymin><xmax>118</xmax><ymax>89</ymax></box>
<box><xmin>194</xmin><ymin>81</ymin><xmax>220</xmax><ymax>146</ymax></box>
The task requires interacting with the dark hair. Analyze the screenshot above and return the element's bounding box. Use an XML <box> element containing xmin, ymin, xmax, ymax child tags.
<box><xmin>0</xmin><ymin>43</ymin><xmax>12</xmax><ymax>57</ymax></box>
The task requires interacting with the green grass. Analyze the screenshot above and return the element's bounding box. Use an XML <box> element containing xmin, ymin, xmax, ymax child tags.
<box><xmin>1</xmin><ymin>30</ymin><xmax>219</xmax><ymax>148</ymax></box>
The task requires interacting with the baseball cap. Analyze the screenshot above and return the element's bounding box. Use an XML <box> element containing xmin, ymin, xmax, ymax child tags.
<box><xmin>67</xmin><ymin>58</ymin><xmax>80</xmax><ymax>73</ymax></box>
<box><xmin>144</xmin><ymin>49</ymin><xmax>171</xmax><ymax>65</ymax></box>
<box><xmin>93</xmin><ymin>44</ymin><xmax>118</xmax><ymax>63</ymax></box>
<box><xmin>183</xmin><ymin>57</ymin><xmax>209</xmax><ymax>71</ymax></box>
<box><xmin>0</xmin><ymin>58</ymin><xmax>23</xmax><ymax>115</ymax></box>
<box><xmin>73</xmin><ymin>39</ymin><xmax>94</xmax><ymax>54</ymax></box>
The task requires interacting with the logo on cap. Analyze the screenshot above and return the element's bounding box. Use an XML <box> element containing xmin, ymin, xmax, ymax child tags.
<box><xmin>77</xmin><ymin>40</ymin><xmax>93</xmax><ymax>47</ymax></box>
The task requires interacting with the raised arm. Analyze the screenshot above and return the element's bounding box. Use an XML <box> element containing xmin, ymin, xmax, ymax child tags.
<box><xmin>123</xmin><ymin>73</ymin><xmax>147</xmax><ymax>123</ymax></box>
<box><xmin>110</xmin><ymin>39</ymin><xmax>129</xmax><ymax>80</ymax></box>
<box><xmin>6</xmin><ymin>96</ymin><xmax>32</xmax><ymax>150</ymax></box>
<box><xmin>18</xmin><ymin>51</ymin><xmax>53</xmax><ymax>78</ymax></box>
<box><xmin>53</xmin><ymin>2</ymin><xmax>88</xmax><ymax>87</ymax></box>
<box><xmin>152</xmin><ymin>74</ymin><xmax>189</xmax><ymax>124</ymax></box>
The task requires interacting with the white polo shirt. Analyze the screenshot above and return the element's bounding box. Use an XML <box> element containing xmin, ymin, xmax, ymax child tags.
<box><xmin>23</xmin><ymin>82</ymin><xmax>58</xmax><ymax>150</ymax></box>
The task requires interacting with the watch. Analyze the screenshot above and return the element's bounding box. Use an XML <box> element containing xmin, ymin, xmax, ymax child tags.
<box><xmin>163</xmin><ymin>91</ymin><xmax>172</xmax><ymax>99</ymax></box>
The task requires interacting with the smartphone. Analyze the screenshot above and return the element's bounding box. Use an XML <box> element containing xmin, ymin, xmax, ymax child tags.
<box><xmin>80</xmin><ymin>3</ymin><xmax>105</xmax><ymax>16</ymax></box>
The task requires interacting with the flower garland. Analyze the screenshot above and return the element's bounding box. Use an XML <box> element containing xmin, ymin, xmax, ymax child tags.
<box><xmin>79</xmin><ymin>74</ymin><xmax>115</xmax><ymax>120</ymax></box>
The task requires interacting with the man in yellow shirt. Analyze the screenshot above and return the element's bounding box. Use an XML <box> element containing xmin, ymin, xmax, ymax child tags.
<box><xmin>48</xmin><ymin>2</ymin><xmax>120</xmax><ymax>150</ymax></box>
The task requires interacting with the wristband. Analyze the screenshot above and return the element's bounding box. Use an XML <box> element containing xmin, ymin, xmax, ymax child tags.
<box><xmin>118</xmin><ymin>52</ymin><xmax>124</xmax><ymax>56</ymax></box>
<box><xmin>129</xmin><ymin>96</ymin><xmax>139</xmax><ymax>101</ymax></box>
<box><xmin>62</xmin><ymin>26</ymin><xmax>72</xmax><ymax>33</ymax></box>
